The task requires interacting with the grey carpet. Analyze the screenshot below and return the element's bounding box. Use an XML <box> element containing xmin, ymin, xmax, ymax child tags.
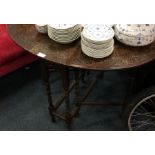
<box><xmin>0</xmin><ymin>62</ymin><xmax>128</xmax><ymax>130</ymax></box>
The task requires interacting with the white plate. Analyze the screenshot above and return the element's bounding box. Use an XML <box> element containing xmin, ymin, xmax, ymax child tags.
<box><xmin>48</xmin><ymin>32</ymin><xmax>81</xmax><ymax>44</ymax></box>
<box><xmin>115</xmin><ymin>24</ymin><xmax>155</xmax><ymax>37</ymax></box>
<box><xmin>81</xmin><ymin>41</ymin><xmax>114</xmax><ymax>58</ymax></box>
<box><xmin>35</xmin><ymin>24</ymin><xmax>47</xmax><ymax>33</ymax></box>
<box><xmin>81</xmin><ymin>34</ymin><xmax>114</xmax><ymax>49</ymax></box>
<box><xmin>48</xmin><ymin>24</ymin><xmax>77</xmax><ymax>30</ymax></box>
<box><xmin>115</xmin><ymin>26</ymin><xmax>155</xmax><ymax>46</ymax></box>
<box><xmin>48</xmin><ymin>27</ymin><xmax>81</xmax><ymax>36</ymax></box>
<box><xmin>82</xmin><ymin>24</ymin><xmax>114</xmax><ymax>43</ymax></box>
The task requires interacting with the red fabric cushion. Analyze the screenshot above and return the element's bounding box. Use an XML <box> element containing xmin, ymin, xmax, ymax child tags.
<box><xmin>0</xmin><ymin>53</ymin><xmax>38</xmax><ymax>77</ymax></box>
<box><xmin>0</xmin><ymin>24</ymin><xmax>25</xmax><ymax>65</ymax></box>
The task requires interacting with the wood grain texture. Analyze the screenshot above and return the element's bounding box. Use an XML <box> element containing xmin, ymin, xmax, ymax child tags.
<box><xmin>8</xmin><ymin>24</ymin><xmax>155</xmax><ymax>71</ymax></box>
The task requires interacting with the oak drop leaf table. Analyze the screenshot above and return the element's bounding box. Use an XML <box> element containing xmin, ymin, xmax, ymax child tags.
<box><xmin>8</xmin><ymin>24</ymin><xmax>155</xmax><ymax>129</ymax></box>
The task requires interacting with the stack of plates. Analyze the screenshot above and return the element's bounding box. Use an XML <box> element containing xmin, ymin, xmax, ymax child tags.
<box><xmin>47</xmin><ymin>24</ymin><xmax>82</xmax><ymax>44</ymax></box>
<box><xmin>114</xmin><ymin>24</ymin><xmax>155</xmax><ymax>46</ymax></box>
<box><xmin>81</xmin><ymin>25</ymin><xmax>115</xmax><ymax>58</ymax></box>
<box><xmin>82</xmin><ymin>24</ymin><xmax>115</xmax><ymax>29</ymax></box>
<box><xmin>35</xmin><ymin>24</ymin><xmax>47</xmax><ymax>33</ymax></box>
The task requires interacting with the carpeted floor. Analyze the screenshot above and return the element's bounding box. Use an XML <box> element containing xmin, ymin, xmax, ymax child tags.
<box><xmin>0</xmin><ymin>61</ymin><xmax>129</xmax><ymax>130</ymax></box>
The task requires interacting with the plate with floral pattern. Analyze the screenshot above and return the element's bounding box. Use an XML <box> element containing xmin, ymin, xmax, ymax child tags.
<box><xmin>48</xmin><ymin>24</ymin><xmax>77</xmax><ymax>30</ymax></box>
<box><xmin>115</xmin><ymin>24</ymin><xmax>155</xmax><ymax>37</ymax></box>
<box><xmin>82</xmin><ymin>24</ymin><xmax>114</xmax><ymax>43</ymax></box>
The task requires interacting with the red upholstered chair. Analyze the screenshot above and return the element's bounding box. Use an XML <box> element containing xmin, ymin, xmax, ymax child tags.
<box><xmin>0</xmin><ymin>24</ymin><xmax>38</xmax><ymax>77</ymax></box>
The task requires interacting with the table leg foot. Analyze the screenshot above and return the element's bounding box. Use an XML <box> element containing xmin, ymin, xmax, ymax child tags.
<box><xmin>48</xmin><ymin>107</ymin><xmax>56</xmax><ymax>123</ymax></box>
<box><xmin>65</xmin><ymin>112</ymin><xmax>72</xmax><ymax>130</ymax></box>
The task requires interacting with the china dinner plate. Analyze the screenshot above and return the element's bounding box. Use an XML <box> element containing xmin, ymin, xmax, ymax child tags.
<box><xmin>115</xmin><ymin>24</ymin><xmax>155</xmax><ymax>37</ymax></box>
<box><xmin>48</xmin><ymin>28</ymin><xmax>82</xmax><ymax>35</ymax></box>
<box><xmin>82</xmin><ymin>24</ymin><xmax>114</xmax><ymax>44</ymax></box>
<box><xmin>115</xmin><ymin>34</ymin><xmax>154</xmax><ymax>46</ymax></box>
<box><xmin>50</xmin><ymin>33</ymin><xmax>81</xmax><ymax>41</ymax></box>
<box><xmin>48</xmin><ymin>27</ymin><xmax>81</xmax><ymax>36</ymax></box>
<box><xmin>51</xmin><ymin>36</ymin><xmax>80</xmax><ymax>44</ymax></box>
<box><xmin>81</xmin><ymin>24</ymin><xmax>114</xmax><ymax>58</ymax></box>
<box><xmin>47</xmin><ymin>24</ymin><xmax>81</xmax><ymax>32</ymax></box>
<box><xmin>47</xmin><ymin>24</ymin><xmax>82</xmax><ymax>44</ymax></box>
<box><xmin>48</xmin><ymin>30</ymin><xmax>81</xmax><ymax>38</ymax></box>
<box><xmin>81</xmin><ymin>35</ymin><xmax>114</xmax><ymax>50</ymax></box>
<box><xmin>48</xmin><ymin>25</ymin><xmax>82</xmax><ymax>33</ymax></box>
<box><xmin>49</xmin><ymin>34</ymin><xmax>81</xmax><ymax>41</ymax></box>
<box><xmin>115</xmin><ymin>25</ymin><xmax>155</xmax><ymax>46</ymax></box>
<box><xmin>48</xmin><ymin>24</ymin><xmax>77</xmax><ymax>30</ymax></box>
<box><xmin>81</xmin><ymin>41</ymin><xmax>114</xmax><ymax>58</ymax></box>
<box><xmin>35</xmin><ymin>24</ymin><xmax>47</xmax><ymax>33</ymax></box>
<box><xmin>48</xmin><ymin>31</ymin><xmax>81</xmax><ymax>43</ymax></box>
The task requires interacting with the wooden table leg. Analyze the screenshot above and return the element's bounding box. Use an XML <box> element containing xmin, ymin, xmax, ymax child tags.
<box><xmin>61</xmin><ymin>66</ymin><xmax>70</xmax><ymax>110</ymax></box>
<box><xmin>74</xmin><ymin>69</ymin><xmax>81</xmax><ymax>116</ymax></box>
<box><xmin>40</xmin><ymin>59</ymin><xmax>56</xmax><ymax>122</ymax></box>
<box><xmin>60</xmin><ymin>66</ymin><xmax>72</xmax><ymax>130</ymax></box>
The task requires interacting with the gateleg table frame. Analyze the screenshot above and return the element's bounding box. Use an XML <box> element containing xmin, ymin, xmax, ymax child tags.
<box><xmin>8</xmin><ymin>24</ymin><xmax>155</xmax><ymax>129</ymax></box>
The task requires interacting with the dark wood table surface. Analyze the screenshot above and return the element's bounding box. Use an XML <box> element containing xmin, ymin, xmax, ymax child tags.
<box><xmin>8</xmin><ymin>24</ymin><xmax>155</xmax><ymax>70</ymax></box>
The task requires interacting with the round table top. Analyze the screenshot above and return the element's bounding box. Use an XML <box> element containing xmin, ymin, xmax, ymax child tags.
<box><xmin>8</xmin><ymin>24</ymin><xmax>155</xmax><ymax>71</ymax></box>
